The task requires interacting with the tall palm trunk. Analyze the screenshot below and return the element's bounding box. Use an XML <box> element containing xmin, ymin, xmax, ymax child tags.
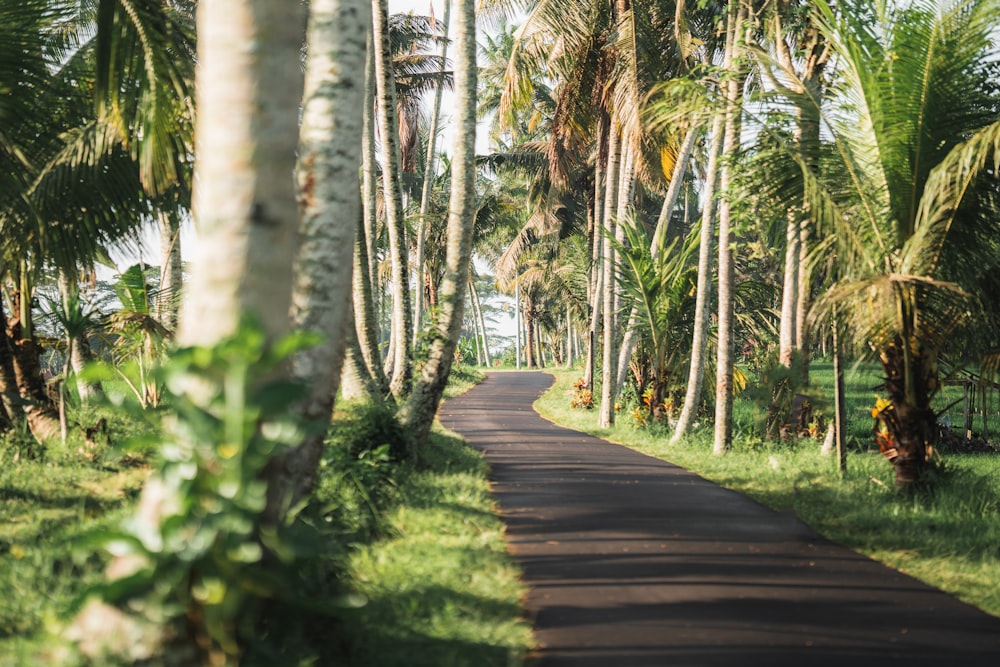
<box><xmin>713</xmin><ymin>2</ymin><xmax>745</xmax><ymax>455</ymax></box>
<box><xmin>275</xmin><ymin>0</ymin><xmax>371</xmax><ymax>510</ymax></box>
<box><xmin>400</xmin><ymin>0</ymin><xmax>477</xmax><ymax>447</ymax></box>
<box><xmin>373</xmin><ymin>0</ymin><xmax>412</xmax><ymax>398</ymax></box>
<box><xmin>585</xmin><ymin>116</ymin><xmax>608</xmax><ymax>390</ymax></box>
<box><xmin>178</xmin><ymin>0</ymin><xmax>307</xmax><ymax>531</ymax></box>
<box><xmin>599</xmin><ymin>126</ymin><xmax>623</xmax><ymax>427</ymax></box>
<box><xmin>362</xmin><ymin>23</ymin><xmax>381</xmax><ymax>326</ymax></box>
<box><xmin>671</xmin><ymin>104</ymin><xmax>726</xmax><ymax>444</ymax></box>
<box><xmin>469</xmin><ymin>278</ymin><xmax>492</xmax><ymax>366</ymax></box>
<box><xmin>525</xmin><ymin>308</ymin><xmax>537</xmax><ymax>368</ymax></box>
<box><xmin>775</xmin><ymin>13</ymin><xmax>826</xmax><ymax>373</ymax></box>
<box><xmin>178</xmin><ymin>1</ymin><xmax>305</xmax><ymax>347</ymax></box>
<box><xmin>354</xmin><ymin>205</ymin><xmax>390</xmax><ymax>393</ymax></box>
<box><xmin>413</xmin><ymin>0</ymin><xmax>451</xmax><ymax>346</ymax></box>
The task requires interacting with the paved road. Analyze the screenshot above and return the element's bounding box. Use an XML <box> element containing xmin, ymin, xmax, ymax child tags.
<box><xmin>438</xmin><ymin>371</ymin><xmax>1000</xmax><ymax>666</ymax></box>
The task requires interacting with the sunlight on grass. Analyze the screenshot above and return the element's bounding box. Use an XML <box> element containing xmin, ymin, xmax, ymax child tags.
<box><xmin>341</xmin><ymin>430</ymin><xmax>533</xmax><ymax>667</ymax></box>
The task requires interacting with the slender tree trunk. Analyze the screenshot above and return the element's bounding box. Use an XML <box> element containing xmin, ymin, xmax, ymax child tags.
<box><xmin>362</xmin><ymin>24</ymin><xmax>381</xmax><ymax>326</ymax></box>
<box><xmin>413</xmin><ymin>0</ymin><xmax>451</xmax><ymax>346</ymax></box>
<box><xmin>80</xmin><ymin>1</ymin><xmax>308</xmax><ymax>657</ymax></box>
<box><xmin>270</xmin><ymin>0</ymin><xmax>372</xmax><ymax>513</ymax></box>
<box><xmin>354</xmin><ymin>206</ymin><xmax>390</xmax><ymax>393</ymax></box>
<box><xmin>713</xmin><ymin>3</ymin><xmax>744</xmax><ymax>456</ymax></box>
<box><xmin>178</xmin><ymin>1</ymin><xmax>305</xmax><ymax>346</ymax></box>
<box><xmin>598</xmin><ymin>127</ymin><xmax>622</xmax><ymax>427</ymax></box>
<box><xmin>832</xmin><ymin>314</ymin><xmax>848</xmax><ymax>473</ymax></box>
<box><xmin>400</xmin><ymin>0</ymin><xmax>477</xmax><ymax>446</ymax></box>
<box><xmin>470</xmin><ymin>279</ymin><xmax>491</xmax><ymax>366</ymax></box>
<box><xmin>515</xmin><ymin>280</ymin><xmax>522</xmax><ymax>368</ymax></box>
<box><xmin>671</xmin><ymin>107</ymin><xmax>726</xmax><ymax>444</ymax></box>
<box><xmin>585</xmin><ymin>117</ymin><xmax>607</xmax><ymax>390</ymax></box>
<box><xmin>373</xmin><ymin>0</ymin><xmax>412</xmax><ymax>398</ymax></box>
<box><xmin>778</xmin><ymin>209</ymin><xmax>800</xmax><ymax>366</ymax></box>
<box><xmin>525</xmin><ymin>310</ymin><xmax>536</xmax><ymax>368</ymax></box>
<box><xmin>156</xmin><ymin>209</ymin><xmax>183</xmax><ymax>331</ymax></box>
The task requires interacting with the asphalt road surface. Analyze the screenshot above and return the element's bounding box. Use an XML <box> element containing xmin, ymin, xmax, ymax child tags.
<box><xmin>438</xmin><ymin>371</ymin><xmax>1000</xmax><ymax>667</ymax></box>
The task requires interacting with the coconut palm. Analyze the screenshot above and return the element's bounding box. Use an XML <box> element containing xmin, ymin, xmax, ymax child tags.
<box><xmin>400</xmin><ymin>0</ymin><xmax>478</xmax><ymax>446</ymax></box>
<box><xmin>792</xmin><ymin>0</ymin><xmax>1000</xmax><ymax>486</ymax></box>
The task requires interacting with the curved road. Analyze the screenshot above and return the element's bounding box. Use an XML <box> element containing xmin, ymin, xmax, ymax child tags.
<box><xmin>439</xmin><ymin>371</ymin><xmax>1000</xmax><ymax>667</ymax></box>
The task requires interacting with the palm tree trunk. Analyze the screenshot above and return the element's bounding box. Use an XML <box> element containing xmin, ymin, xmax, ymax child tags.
<box><xmin>879</xmin><ymin>336</ymin><xmax>935</xmax><ymax>487</ymax></box>
<box><xmin>525</xmin><ymin>310</ymin><xmax>536</xmax><ymax>368</ymax></box>
<box><xmin>274</xmin><ymin>0</ymin><xmax>371</xmax><ymax>510</ymax></box>
<box><xmin>413</xmin><ymin>0</ymin><xmax>451</xmax><ymax>346</ymax></box>
<box><xmin>671</xmin><ymin>104</ymin><xmax>726</xmax><ymax>444</ymax></box>
<box><xmin>470</xmin><ymin>279</ymin><xmax>492</xmax><ymax>366</ymax></box>
<box><xmin>362</xmin><ymin>23</ymin><xmax>381</xmax><ymax>325</ymax></box>
<box><xmin>373</xmin><ymin>0</ymin><xmax>413</xmax><ymax>398</ymax></box>
<box><xmin>515</xmin><ymin>280</ymin><xmax>522</xmax><ymax>368</ymax></box>
<box><xmin>400</xmin><ymin>0</ymin><xmax>477</xmax><ymax>447</ymax></box>
<box><xmin>778</xmin><ymin>209</ymin><xmax>800</xmax><ymax>366</ymax></box>
<box><xmin>598</xmin><ymin>126</ymin><xmax>622</xmax><ymax>427</ymax></box>
<box><xmin>178</xmin><ymin>1</ymin><xmax>305</xmax><ymax>347</ymax></box>
<box><xmin>354</xmin><ymin>204</ymin><xmax>390</xmax><ymax>393</ymax></box>
<box><xmin>585</xmin><ymin>116</ymin><xmax>607</xmax><ymax>390</ymax></box>
<box><xmin>713</xmin><ymin>2</ymin><xmax>745</xmax><ymax>456</ymax></box>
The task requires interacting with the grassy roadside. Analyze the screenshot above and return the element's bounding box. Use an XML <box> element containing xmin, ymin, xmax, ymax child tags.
<box><xmin>535</xmin><ymin>368</ymin><xmax>1000</xmax><ymax>619</ymax></box>
<box><xmin>0</xmin><ymin>366</ymin><xmax>533</xmax><ymax>665</ymax></box>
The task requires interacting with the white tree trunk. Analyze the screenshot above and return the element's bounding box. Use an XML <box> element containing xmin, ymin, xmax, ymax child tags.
<box><xmin>713</xmin><ymin>2</ymin><xmax>744</xmax><ymax>456</ymax></box>
<box><xmin>373</xmin><ymin>0</ymin><xmax>412</xmax><ymax>397</ymax></box>
<box><xmin>778</xmin><ymin>210</ymin><xmax>800</xmax><ymax>366</ymax></box>
<box><xmin>598</xmin><ymin>126</ymin><xmax>622</xmax><ymax>427</ymax></box>
<box><xmin>277</xmin><ymin>0</ymin><xmax>372</xmax><ymax>507</ymax></box>
<box><xmin>400</xmin><ymin>0</ymin><xmax>477</xmax><ymax>446</ymax></box>
<box><xmin>361</xmin><ymin>23</ymin><xmax>381</xmax><ymax>343</ymax></box>
<box><xmin>178</xmin><ymin>0</ymin><xmax>305</xmax><ymax>347</ymax></box>
<box><xmin>671</xmin><ymin>112</ymin><xmax>726</xmax><ymax>444</ymax></box>
<box><xmin>584</xmin><ymin>119</ymin><xmax>606</xmax><ymax>390</ymax></box>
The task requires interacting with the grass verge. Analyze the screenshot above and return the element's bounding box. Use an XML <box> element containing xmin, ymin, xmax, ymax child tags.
<box><xmin>0</xmin><ymin>365</ymin><xmax>533</xmax><ymax>665</ymax></box>
<box><xmin>536</xmin><ymin>368</ymin><xmax>1000</xmax><ymax>619</ymax></box>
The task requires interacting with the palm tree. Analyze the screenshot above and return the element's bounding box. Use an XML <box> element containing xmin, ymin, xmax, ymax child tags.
<box><xmin>0</xmin><ymin>0</ymin><xmax>194</xmax><ymax>440</ymax></box>
<box><xmin>400</xmin><ymin>0</ymin><xmax>478</xmax><ymax>446</ymax></box>
<box><xmin>373</xmin><ymin>0</ymin><xmax>414</xmax><ymax>397</ymax></box>
<box><xmin>792</xmin><ymin>0</ymin><xmax>1000</xmax><ymax>486</ymax></box>
<box><xmin>280</xmin><ymin>0</ymin><xmax>373</xmax><ymax>508</ymax></box>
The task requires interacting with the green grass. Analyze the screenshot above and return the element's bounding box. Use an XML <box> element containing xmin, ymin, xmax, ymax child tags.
<box><xmin>331</xmin><ymin>428</ymin><xmax>533</xmax><ymax>666</ymax></box>
<box><xmin>0</xmin><ymin>365</ymin><xmax>533</xmax><ymax>665</ymax></box>
<box><xmin>536</xmin><ymin>368</ymin><xmax>1000</xmax><ymax>619</ymax></box>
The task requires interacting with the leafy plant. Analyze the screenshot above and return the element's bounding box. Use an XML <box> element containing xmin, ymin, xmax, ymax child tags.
<box><xmin>77</xmin><ymin>320</ymin><xmax>325</xmax><ymax>665</ymax></box>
